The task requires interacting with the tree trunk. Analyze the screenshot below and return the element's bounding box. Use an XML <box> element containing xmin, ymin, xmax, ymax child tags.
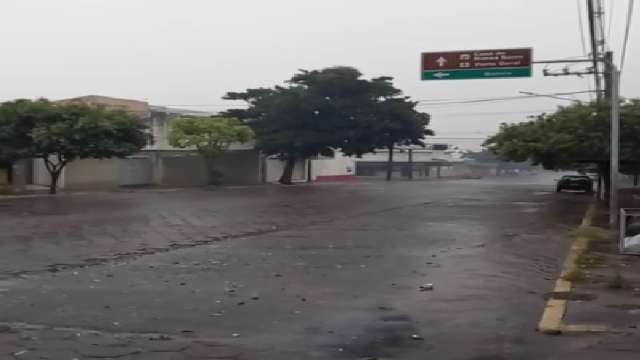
<box><xmin>634</xmin><ymin>174</ymin><xmax>639</xmax><ymax>186</ymax></box>
<box><xmin>386</xmin><ymin>146</ymin><xmax>394</xmax><ymax>181</ymax></box>
<box><xmin>279</xmin><ymin>155</ymin><xmax>296</xmax><ymax>185</ymax></box>
<box><xmin>49</xmin><ymin>170</ymin><xmax>61</xmax><ymax>195</ymax></box>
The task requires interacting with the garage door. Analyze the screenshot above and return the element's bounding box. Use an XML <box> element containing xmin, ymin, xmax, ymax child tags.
<box><xmin>118</xmin><ymin>156</ymin><xmax>153</xmax><ymax>186</ymax></box>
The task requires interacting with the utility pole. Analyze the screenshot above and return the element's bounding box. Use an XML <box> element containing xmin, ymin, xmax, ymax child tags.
<box><xmin>609</xmin><ymin>67</ymin><xmax>620</xmax><ymax>226</ymax></box>
<box><xmin>537</xmin><ymin>1</ymin><xmax>619</xmax><ymax>225</ymax></box>
<box><xmin>587</xmin><ymin>0</ymin><xmax>603</xmax><ymax>101</ymax></box>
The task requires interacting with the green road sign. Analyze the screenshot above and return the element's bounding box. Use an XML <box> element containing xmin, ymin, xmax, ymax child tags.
<box><xmin>421</xmin><ymin>48</ymin><xmax>533</xmax><ymax>81</ymax></box>
<box><xmin>422</xmin><ymin>67</ymin><xmax>532</xmax><ymax>80</ymax></box>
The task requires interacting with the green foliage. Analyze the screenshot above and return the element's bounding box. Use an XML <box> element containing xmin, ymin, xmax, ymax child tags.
<box><xmin>575</xmin><ymin>253</ymin><xmax>605</xmax><ymax>269</ymax></box>
<box><xmin>30</xmin><ymin>103</ymin><xmax>149</xmax><ymax>161</ymax></box>
<box><xmin>168</xmin><ymin>116</ymin><xmax>254</xmax><ymax>158</ymax></box>
<box><xmin>0</xmin><ymin>99</ymin><xmax>149</xmax><ymax>194</ymax></box>
<box><xmin>0</xmin><ymin>99</ymin><xmax>51</xmax><ymax>163</ymax></box>
<box><xmin>224</xmin><ymin>66</ymin><xmax>432</xmax><ymax>183</ymax></box>
<box><xmin>484</xmin><ymin>100</ymin><xmax>640</xmax><ymax>173</ymax></box>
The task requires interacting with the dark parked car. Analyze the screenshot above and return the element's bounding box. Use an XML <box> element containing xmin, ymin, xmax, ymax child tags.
<box><xmin>556</xmin><ymin>175</ymin><xmax>593</xmax><ymax>193</ymax></box>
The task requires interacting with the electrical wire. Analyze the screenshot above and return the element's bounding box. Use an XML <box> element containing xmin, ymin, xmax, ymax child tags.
<box><xmin>578</xmin><ymin>0</ymin><xmax>589</xmax><ymax>55</ymax></box>
<box><xmin>620</xmin><ymin>0</ymin><xmax>635</xmax><ymax>74</ymax></box>
<box><xmin>415</xmin><ymin>91</ymin><xmax>594</xmax><ymax>106</ymax></box>
<box><xmin>429</xmin><ymin>109</ymin><xmax>555</xmax><ymax>118</ymax></box>
<box><xmin>607</xmin><ymin>0</ymin><xmax>615</xmax><ymax>46</ymax></box>
<box><xmin>570</xmin><ymin>0</ymin><xmax>595</xmax><ymax>103</ymax></box>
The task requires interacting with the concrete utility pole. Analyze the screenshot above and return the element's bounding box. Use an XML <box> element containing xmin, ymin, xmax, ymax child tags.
<box><xmin>609</xmin><ymin>67</ymin><xmax>620</xmax><ymax>226</ymax></box>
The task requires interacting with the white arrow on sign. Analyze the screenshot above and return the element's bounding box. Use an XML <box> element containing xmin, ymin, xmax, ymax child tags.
<box><xmin>436</xmin><ymin>57</ymin><xmax>448</xmax><ymax>67</ymax></box>
<box><xmin>433</xmin><ymin>72</ymin><xmax>450</xmax><ymax>78</ymax></box>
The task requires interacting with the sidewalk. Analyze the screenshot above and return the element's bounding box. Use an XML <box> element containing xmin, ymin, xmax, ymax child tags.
<box><xmin>557</xmin><ymin>192</ymin><xmax>640</xmax><ymax>356</ymax></box>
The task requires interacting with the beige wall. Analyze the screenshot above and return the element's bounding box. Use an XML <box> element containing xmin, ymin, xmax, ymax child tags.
<box><xmin>212</xmin><ymin>150</ymin><xmax>261</xmax><ymax>185</ymax></box>
<box><xmin>160</xmin><ymin>153</ymin><xmax>210</xmax><ymax>187</ymax></box>
<box><xmin>65</xmin><ymin>158</ymin><xmax>119</xmax><ymax>190</ymax></box>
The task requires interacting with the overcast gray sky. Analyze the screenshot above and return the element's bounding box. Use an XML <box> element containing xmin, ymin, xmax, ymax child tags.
<box><xmin>1</xmin><ymin>0</ymin><xmax>638</xmax><ymax>149</ymax></box>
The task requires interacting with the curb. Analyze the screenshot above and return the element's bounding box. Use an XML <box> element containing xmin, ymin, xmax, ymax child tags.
<box><xmin>537</xmin><ymin>201</ymin><xmax>597</xmax><ymax>335</ymax></box>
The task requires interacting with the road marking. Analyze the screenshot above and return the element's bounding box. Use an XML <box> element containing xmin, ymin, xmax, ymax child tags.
<box><xmin>537</xmin><ymin>202</ymin><xmax>596</xmax><ymax>335</ymax></box>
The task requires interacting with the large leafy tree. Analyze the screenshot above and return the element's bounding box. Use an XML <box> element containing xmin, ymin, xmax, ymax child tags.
<box><xmin>168</xmin><ymin>116</ymin><xmax>254</xmax><ymax>183</ymax></box>
<box><xmin>0</xmin><ymin>99</ymin><xmax>149</xmax><ymax>194</ymax></box>
<box><xmin>484</xmin><ymin>100</ymin><xmax>640</xmax><ymax>192</ymax></box>
<box><xmin>225</xmin><ymin>66</ymin><xmax>432</xmax><ymax>183</ymax></box>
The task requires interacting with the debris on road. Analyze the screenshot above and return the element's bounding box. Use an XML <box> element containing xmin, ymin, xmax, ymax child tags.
<box><xmin>419</xmin><ymin>284</ymin><xmax>434</xmax><ymax>291</ymax></box>
<box><xmin>410</xmin><ymin>334</ymin><xmax>423</xmax><ymax>340</ymax></box>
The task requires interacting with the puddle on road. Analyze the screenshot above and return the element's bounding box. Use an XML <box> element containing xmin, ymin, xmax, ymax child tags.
<box><xmin>314</xmin><ymin>309</ymin><xmax>429</xmax><ymax>359</ymax></box>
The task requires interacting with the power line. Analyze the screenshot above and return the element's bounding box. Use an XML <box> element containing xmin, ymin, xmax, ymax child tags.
<box><xmin>416</xmin><ymin>91</ymin><xmax>594</xmax><ymax>106</ymax></box>
<box><xmin>607</xmin><ymin>0</ymin><xmax>615</xmax><ymax>46</ymax></box>
<box><xmin>578</xmin><ymin>0</ymin><xmax>596</xmax><ymax>101</ymax></box>
<box><xmin>578</xmin><ymin>0</ymin><xmax>589</xmax><ymax>55</ymax></box>
<box><xmin>620</xmin><ymin>0</ymin><xmax>636</xmax><ymax>74</ymax></box>
<box><xmin>430</xmin><ymin>109</ymin><xmax>556</xmax><ymax>118</ymax></box>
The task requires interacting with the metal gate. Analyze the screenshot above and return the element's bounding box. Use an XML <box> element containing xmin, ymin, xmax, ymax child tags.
<box><xmin>118</xmin><ymin>156</ymin><xmax>153</xmax><ymax>186</ymax></box>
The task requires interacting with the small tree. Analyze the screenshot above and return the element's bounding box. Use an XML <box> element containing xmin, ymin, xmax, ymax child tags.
<box><xmin>28</xmin><ymin>102</ymin><xmax>149</xmax><ymax>194</ymax></box>
<box><xmin>168</xmin><ymin>116</ymin><xmax>254</xmax><ymax>183</ymax></box>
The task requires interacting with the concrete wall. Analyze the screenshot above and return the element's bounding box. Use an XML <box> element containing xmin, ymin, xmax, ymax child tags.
<box><xmin>357</xmin><ymin>148</ymin><xmax>463</xmax><ymax>163</ymax></box>
<box><xmin>9</xmin><ymin>160</ymin><xmax>30</xmax><ymax>190</ymax></box>
<box><xmin>310</xmin><ymin>155</ymin><xmax>356</xmax><ymax>181</ymax></box>
<box><xmin>159</xmin><ymin>152</ymin><xmax>210</xmax><ymax>187</ymax></box>
<box><xmin>65</xmin><ymin>158</ymin><xmax>119</xmax><ymax>190</ymax></box>
<box><xmin>265</xmin><ymin>158</ymin><xmax>307</xmax><ymax>183</ymax></box>
<box><xmin>212</xmin><ymin>150</ymin><xmax>261</xmax><ymax>185</ymax></box>
<box><xmin>33</xmin><ymin>158</ymin><xmax>118</xmax><ymax>190</ymax></box>
<box><xmin>32</xmin><ymin>158</ymin><xmax>66</xmax><ymax>189</ymax></box>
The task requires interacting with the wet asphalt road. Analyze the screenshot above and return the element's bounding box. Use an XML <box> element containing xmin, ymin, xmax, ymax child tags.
<box><xmin>0</xmin><ymin>176</ymin><xmax>591</xmax><ymax>359</ymax></box>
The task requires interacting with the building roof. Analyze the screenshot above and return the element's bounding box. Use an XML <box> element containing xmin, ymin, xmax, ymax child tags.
<box><xmin>56</xmin><ymin>95</ymin><xmax>150</xmax><ymax>117</ymax></box>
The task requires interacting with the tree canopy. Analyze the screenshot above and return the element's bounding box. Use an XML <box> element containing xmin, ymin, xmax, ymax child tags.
<box><xmin>0</xmin><ymin>99</ymin><xmax>50</xmax><ymax>164</ymax></box>
<box><xmin>0</xmin><ymin>99</ymin><xmax>149</xmax><ymax>194</ymax></box>
<box><xmin>168</xmin><ymin>116</ymin><xmax>254</xmax><ymax>158</ymax></box>
<box><xmin>484</xmin><ymin>100</ymin><xmax>640</xmax><ymax>185</ymax></box>
<box><xmin>224</xmin><ymin>66</ymin><xmax>432</xmax><ymax>183</ymax></box>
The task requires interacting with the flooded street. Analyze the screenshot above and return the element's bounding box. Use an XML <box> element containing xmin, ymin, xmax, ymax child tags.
<box><xmin>0</xmin><ymin>176</ymin><xmax>591</xmax><ymax>359</ymax></box>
